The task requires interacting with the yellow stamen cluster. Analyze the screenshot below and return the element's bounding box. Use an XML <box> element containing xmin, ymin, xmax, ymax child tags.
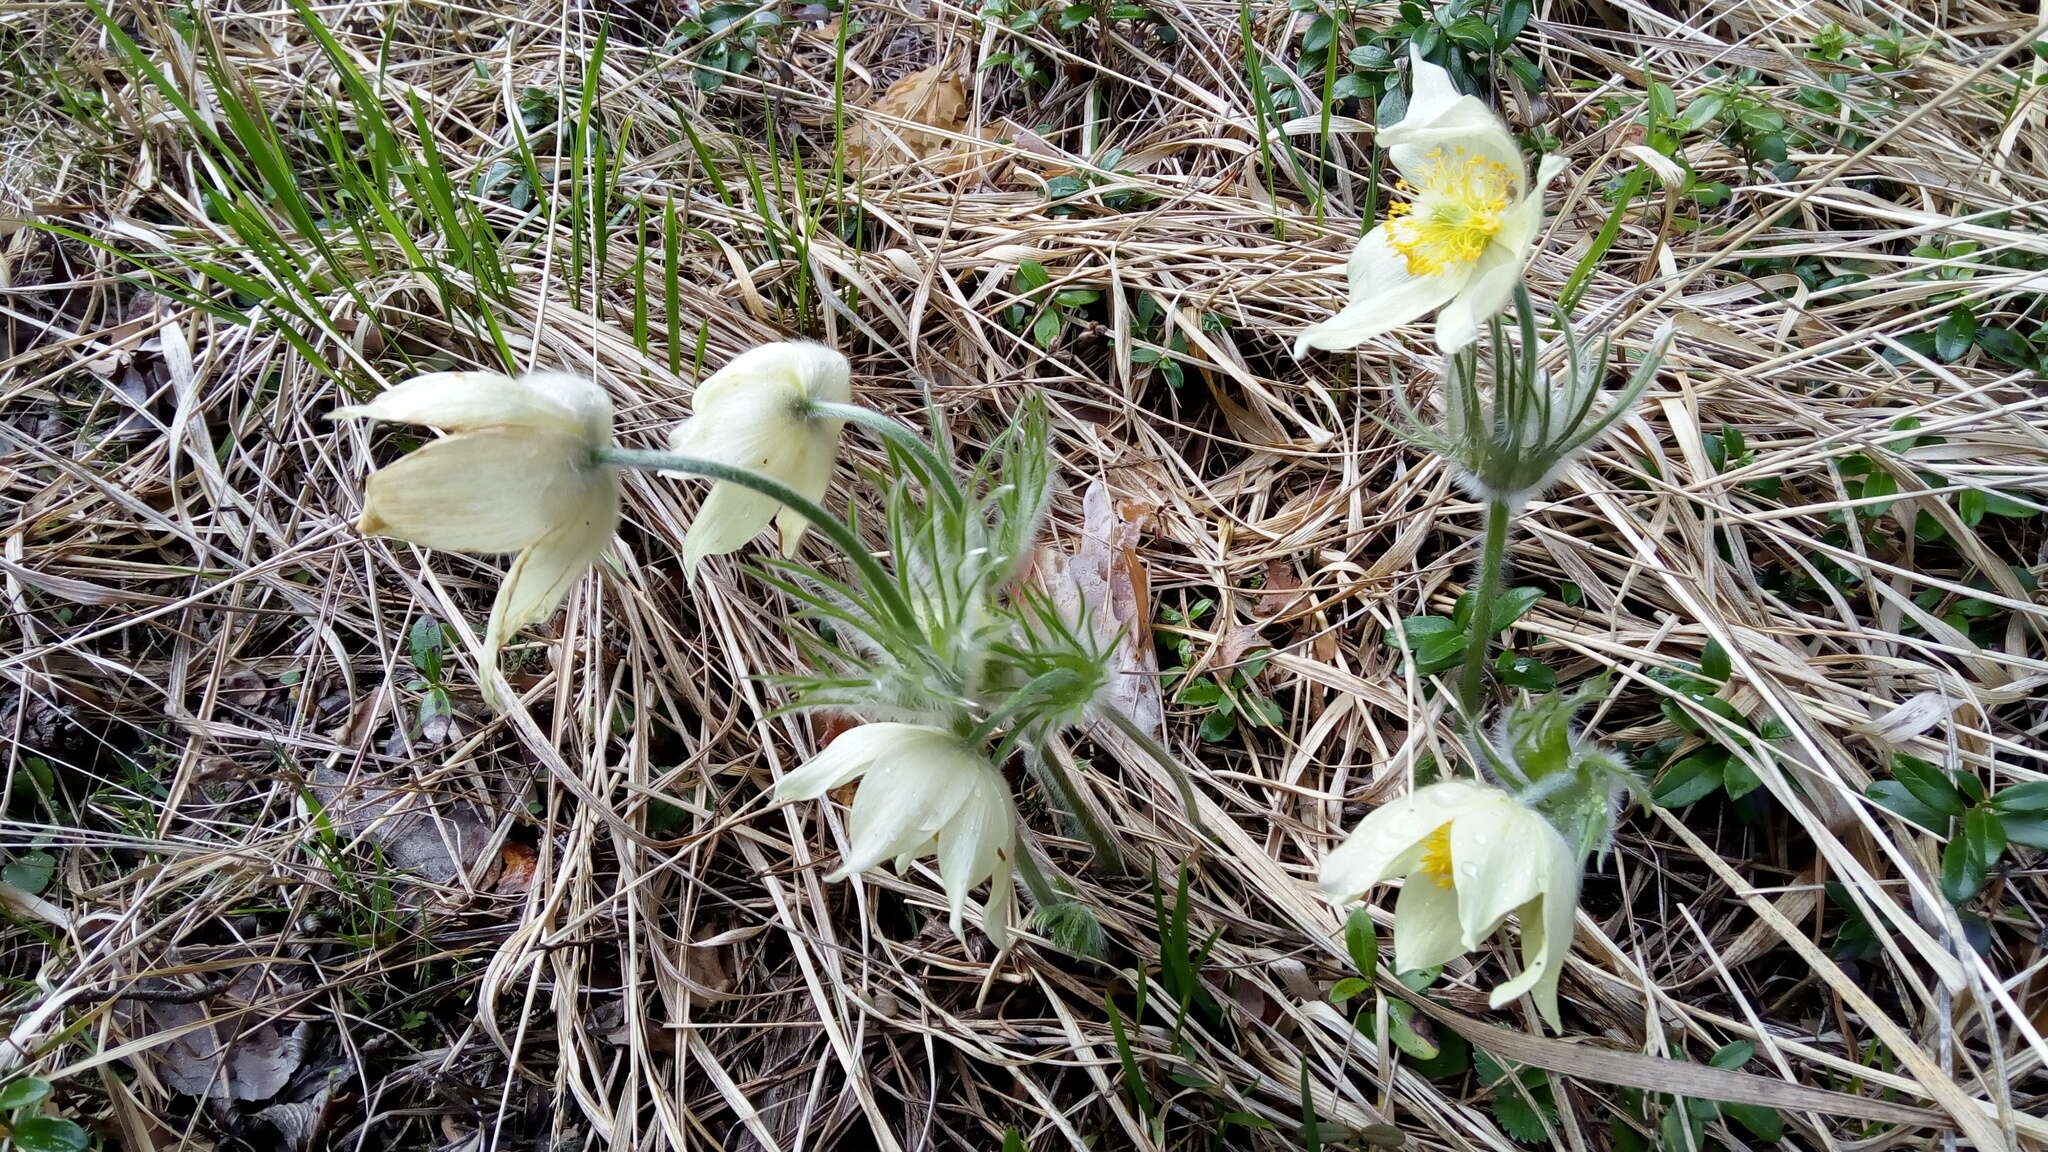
<box><xmin>1416</xmin><ymin>823</ymin><xmax>1456</xmax><ymax>888</ymax></box>
<box><xmin>1384</xmin><ymin>147</ymin><xmax>1515</xmax><ymax>277</ymax></box>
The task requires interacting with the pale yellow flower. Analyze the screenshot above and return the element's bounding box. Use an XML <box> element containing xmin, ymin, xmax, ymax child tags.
<box><xmin>668</xmin><ymin>342</ymin><xmax>852</xmax><ymax>574</ymax></box>
<box><xmin>1319</xmin><ymin>780</ymin><xmax>1579</xmax><ymax>1029</ymax></box>
<box><xmin>1295</xmin><ymin>54</ymin><xmax>1566</xmax><ymax>356</ymax></box>
<box><xmin>776</xmin><ymin>722</ymin><xmax>1017</xmax><ymax>947</ymax></box>
<box><xmin>333</xmin><ymin>370</ymin><xmax>618</xmax><ymax>706</ymax></box>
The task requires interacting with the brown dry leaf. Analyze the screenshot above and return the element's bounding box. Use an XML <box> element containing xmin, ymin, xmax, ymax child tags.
<box><xmin>311</xmin><ymin>765</ymin><xmax>502</xmax><ymax>888</ymax></box>
<box><xmin>843</xmin><ymin>67</ymin><xmax>984</xmax><ymax>174</ymax></box>
<box><xmin>1040</xmin><ymin>480</ymin><xmax>1164</xmax><ymax>738</ymax></box>
<box><xmin>134</xmin><ymin>967</ymin><xmax>307</xmax><ymax>1101</ymax></box>
<box><xmin>496</xmin><ymin>841</ymin><xmax>539</xmax><ymax>894</ymax></box>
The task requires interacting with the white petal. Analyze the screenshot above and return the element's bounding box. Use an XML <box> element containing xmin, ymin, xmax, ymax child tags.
<box><xmin>1450</xmin><ymin>799</ymin><xmax>1554</xmax><ymax>949</ymax></box>
<box><xmin>357</xmin><ymin>430</ymin><xmax>603</xmax><ymax>552</ymax></box>
<box><xmin>681</xmin><ymin>480</ymin><xmax>780</xmax><ymax>574</ymax></box>
<box><xmin>1381</xmin><ymin>54</ymin><xmax>1524</xmax><ymax>189</ymax></box>
<box><xmin>833</xmin><ymin>733</ymin><xmax>984</xmax><ymax>876</ymax></box>
<box><xmin>1392</xmin><ymin>877</ymin><xmax>1466</xmax><ymax>972</ymax></box>
<box><xmin>477</xmin><ymin>479</ymin><xmax>619</xmax><ymax>708</ymax></box>
<box><xmin>936</xmin><ymin>770</ymin><xmax>1016</xmax><ymax>936</ymax></box>
<box><xmin>1294</xmin><ymin>229</ymin><xmax>1465</xmax><ymax>356</ymax></box>
<box><xmin>982</xmin><ymin>853</ymin><xmax>1016</xmax><ymax>950</ymax></box>
<box><xmin>694</xmin><ymin>341</ymin><xmax>851</xmax><ymax>413</ymax></box>
<box><xmin>1434</xmin><ymin>246</ymin><xmax>1525</xmax><ymax>354</ymax></box>
<box><xmin>333</xmin><ymin>371</ymin><xmax>597</xmax><ymax>438</ymax></box>
<box><xmin>1318</xmin><ymin>780</ymin><xmax>1496</xmax><ymax>900</ymax></box>
<box><xmin>776</xmin><ymin>722</ymin><xmax>937</xmax><ymax>801</ymax></box>
<box><xmin>772</xmin><ymin>431</ymin><xmax>844</xmax><ymax>554</ymax></box>
<box><xmin>1394</xmin><ymin>50</ymin><xmax>1463</xmax><ymax>130</ymax></box>
<box><xmin>1484</xmin><ymin>832</ymin><xmax>1581</xmax><ymax>1029</ymax></box>
<box><xmin>515</xmin><ymin>371</ymin><xmax>615</xmax><ymax>442</ymax></box>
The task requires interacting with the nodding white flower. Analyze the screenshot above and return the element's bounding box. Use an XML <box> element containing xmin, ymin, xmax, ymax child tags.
<box><xmin>669</xmin><ymin>342</ymin><xmax>852</xmax><ymax>575</ymax></box>
<box><xmin>1319</xmin><ymin>780</ymin><xmax>1579</xmax><ymax>1029</ymax></box>
<box><xmin>332</xmin><ymin>370</ymin><xmax>619</xmax><ymax>705</ymax></box>
<box><xmin>777</xmin><ymin>722</ymin><xmax>1017</xmax><ymax>947</ymax></box>
<box><xmin>1295</xmin><ymin>53</ymin><xmax>1566</xmax><ymax>357</ymax></box>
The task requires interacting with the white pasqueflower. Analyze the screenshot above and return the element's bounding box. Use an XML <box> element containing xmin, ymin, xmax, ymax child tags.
<box><xmin>776</xmin><ymin>722</ymin><xmax>1018</xmax><ymax>947</ymax></box>
<box><xmin>1319</xmin><ymin>780</ymin><xmax>1579</xmax><ymax>1029</ymax></box>
<box><xmin>332</xmin><ymin>370</ymin><xmax>619</xmax><ymax>705</ymax></box>
<box><xmin>1295</xmin><ymin>53</ymin><xmax>1567</xmax><ymax>357</ymax></box>
<box><xmin>668</xmin><ymin>342</ymin><xmax>852</xmax><ymax>575</ymax></box>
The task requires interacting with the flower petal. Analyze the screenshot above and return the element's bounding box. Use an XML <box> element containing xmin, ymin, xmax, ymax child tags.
<box><xmin>1294</xmin><ymin>229</ymin><xmax>1465</xmax><ymax>356</ymax></box>
<box><xmin>357</xmin><ymin>429</ymin><xmax>604</xmax><ymax>552</ymax></box>
<box><xmin>935</xmin><ymin>767</ymin><xmax>1016</xmax><ymax>936</ymax></box>
<box><xmin>776</xmin><ymin>722</ymin><xmax>937</xmax><ymax>801</ymax></box>
<box><xmin>332</xmin><ymin>371</ymin><xmax>598</xmax><ymax>438</ymax></box>
<box><xmin>1449</xmin><ymin>797</ymin><xmax>1555</xmax><ymax>949</ymax></box>
<box><xmin>694</xmin><ymin>341</ymin><xmax>851</xmax><ymax>413</ymax></box>
<box><xmin>477</xmin><ymin>478</ymin><xmax>620</xmax><ymax>707</ymax></box>
<box><xmin>1434</xmin><ymin>245</ymin><xmax>1525</xmax><ymax>353</ymax></box>
<box><xmin>833</xmin><ymin>733</ymin><xmax>984</xmax><ymax>877</ymax></box>
<box><xmin>1381</xmin><ymin>52</ymin><xmax>1525</xmax><ymax>189</ymax></box>
<box><xmin>681</xmin><ymin>480</ymin><xmax>781</xmax><ymax>574</ymax></box>
<box><xmin>771</xmin><ymin>433</ymin><xmax>843</xmax><ymax>554</ymax></box>
<box><xmin>1318</xmin><ymin>780</ymin><xmax>1496</xmax><ymax>901</ymax></box>
<box><xmin>1484</xmin><ymin>832</ymin><xmax>1581</xmax><ymax>1030</ymax></box>
<box><xmin>982</xmin><ymin>851</ymin><xmax>1016</xmax><ymax>950</ymax></box>
<box><xmin>1392</xmin><ymin>876</ymin><xmax>1467</xmax><ymax>972</ymax></box>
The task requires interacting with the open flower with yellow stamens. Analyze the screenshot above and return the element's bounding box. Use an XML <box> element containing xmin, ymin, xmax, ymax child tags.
<box><xmin>1295</xmin><ymin>53</ymin><xmax>1566</xmax><ymax>357</ymax></box>
<box><xmin>1319</xmin><ymin>780</ymin><xmax>1580</xmax><ymax>1029</ymax></box>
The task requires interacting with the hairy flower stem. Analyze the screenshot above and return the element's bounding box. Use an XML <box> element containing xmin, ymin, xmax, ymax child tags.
<box><xmin>1011</xmin><ymin>834</ymin><xmax>1063</xmax><ymax>908</ymax></box>
<box><xmin>807</xmin><ymin>400</ymin><xmax>963</xmax><ymax>507</ymax></box>
<box><xmin>1458</xmin><ymin>496</ymin><xmax>1512</xmax><ymax>716</ymax></box>
<box><xmin>597</xmin><ymin>447</ymin><xmax>921</xmax><ymax>635</ymax></box>
<box><xmin>1032</xmin><ymin>739</ymin><xmax>1125</xmax><ymax>872</ymax></box>
<box><xmin>1104</xmin><ymin>707</ymin><xmax>1209</xmax><ymax>838</ymax></box>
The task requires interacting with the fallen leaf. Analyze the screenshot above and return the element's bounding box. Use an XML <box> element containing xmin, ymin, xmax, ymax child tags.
<box><xmin>311</xmin><ymin>765</ymin><xmax>502</xmax><ymax>888</ymax></box>
<box><xmin>843</xmin><ymin>68</ymin><xmax>991</xmax><ymax>175</ymax></box>
<box><xmin>1040</xmin><ymin>480</ymin><xmax>1164</xmax><ymax>738</ymax></box>
<box><xmin>134</xmin><ymin>967</ymin><xmax>306</xmax><ymax>1101</ymax></box>
<box><xmin>496</xmin><ymin>841</ymin><xmax>539</xmax><ymax>894</ymax></box>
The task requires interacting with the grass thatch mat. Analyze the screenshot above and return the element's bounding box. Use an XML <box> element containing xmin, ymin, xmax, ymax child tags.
<box><xmin>2</xmin><ymin>0</ymin><xmax>2045</xmax><ymax>1147</ymax></box>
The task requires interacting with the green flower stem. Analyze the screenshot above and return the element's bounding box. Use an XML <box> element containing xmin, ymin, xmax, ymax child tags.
<box><xmin>1459</xmin><ymin>497</ymin><xmax>1512</xmax><ymax>716</ymax></box>
<box><xmin>1104</xmin><ymin>707</ymin><xmax>1208</xmax><ymax>838</ymax></box>
<box><xmin>1011</xmin><ymin>833</ymin><xmax>1063</xmax><ymax>909</ymax></box>
<box><xmin>598</xmin><ymin>446</ymin><xmax>921</xmax><ymax>635</ymax></box>
<box><xmin>1032</xmin><ymin>739</ymin><xmax>1126</xmax><ymax>872</ymax></box>
<box><xmin>807</xmin><ymin>400</ymin><xmax>964</xmax><ymax>508</ymax></box>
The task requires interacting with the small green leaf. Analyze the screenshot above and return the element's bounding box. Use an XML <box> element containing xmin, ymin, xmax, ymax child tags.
<box><xmin>1329</xmin><ymin>977</ymin><xmax>1373</xmax><ymax>1004</ymax></box>
<box><xmin>1386</xmin><ymin>999</ymin><xmax>1438</xmax><ymax>1060</ymax></box>
<box><xmin>1866</xmin><ymin>781</ymin><xmax>1948</xmax><ymax>833</ymax></box>
<box><xmin>1488</xmin><ymin>587</ymin><xmax>1544</xmax><ymax>635</ymax></box>
<box><xmin>1707</xmin><ymin>1041</ymin><xmax>1753</xmax><ymax>1069</ymax></box>
<box><xmin>3</xmin><ymin>851</ymin><xmax>55</xmax><ymax>896</ymax></box>
<box><xmin>1934</xmin><ymin>307</ymin><xmax>1977</xmax><ymax>362</ymax></box>
<box><xmin>1724</xmin><ymin>1102</ymin><xmax>1785</xmax><ymax>1141</ymax></box>
<box><xmin>1494</xmin><ymin>652</ymin><xmax>1557</xmax><ymax>691</ymax></box>
<box><xmin>1654</xmin><ymin>754</ymin><xmax>1725</xmax><ymax>808</ymax></box>
<box><xmin>1993</xmin><ymin>782</ymin><xmax>2048</xmax><ymax>814</ymax></box>
<box><xmin>1699</xmin><ymin>639</ymin><xmax>1731</xmax><ymax>683</ymax></box>
<box><xmin>10</xmin><ymin>1118</ymin><xmax>89</xmax><ymax>1152</ymax></box>
<box><xmin>1975</xmin><ymin>326</ymin><xmax>2037</xmax><ymax>370</ymax></box>
<box><xmin>1891</xmin><ymin>754</ymin><xmax>1964</xmax><ymax>818</ymax></box>
<box><xmin>1002</xmin><ymin>1127</ymin><xmax>1028</xmax><ymax>1152</ymax></box>
<box><xmin>1720</xmin><ymin>756</ymin><xmax>1763</xmax><ymax>801</ymax></box>
<box><xmin>1940</xmin><ymin>810</ymin><xmax>2004</xmax><ymax>904</ymax></box>
<box><xmin>0</xmin><ymin>1077</ymin><xmax>53</xmax><ymax>1111</ymax></box>
<box><xmin>1344</xmin><ymin>906</ymin><xmax>1379</xmax><ymax>981</ymax></box>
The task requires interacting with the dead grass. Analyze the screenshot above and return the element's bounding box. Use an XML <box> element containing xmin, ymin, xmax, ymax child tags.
<box><xmin>2</xmin><ymin>0</ymin><xmax>2047</xmax><ymax>1148</ymax></box>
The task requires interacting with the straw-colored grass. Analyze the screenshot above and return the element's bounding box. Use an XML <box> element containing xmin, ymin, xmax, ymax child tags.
<box><xmin>2</xmin><ymin>0</ymin><xmax>2045</xmax><ymax>1147</ymax></box>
